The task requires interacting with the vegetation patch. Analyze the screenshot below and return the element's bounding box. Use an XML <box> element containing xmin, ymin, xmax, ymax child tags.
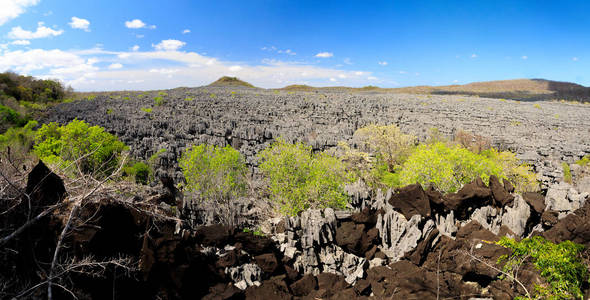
<box><xmin>34</xmin><ymin>119</ymin><xmax>127</xmax><ymax>177</ymax></box>
<box><xmin>496</xmin><ymin>236</ymin><xmax>589</xmax><ymax>299</ymax></box>
<box><xmin>180</xmin><ymin>144</ymin><xmax>247</xmax><ymax>224</ymax></box>
<box><xmin>258</xmin><ymin>138</ymin><xmax>353</xmax><ymax>216</ymax></box>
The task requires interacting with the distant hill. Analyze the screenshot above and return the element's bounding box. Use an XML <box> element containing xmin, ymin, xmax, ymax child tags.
<box><xmin>392</xmin><ymin>79</ymin><xmax>590</xmax><ymax>102</ymax></box>
<box><xmin>279</xmin><ymin>79</ymin><xmax>590</xmax><ymax>102</ymax></box>
<box><xmin>208</xmin><ymin>76</ymin><xmax>255</xmax><ymax>88</ymax></box>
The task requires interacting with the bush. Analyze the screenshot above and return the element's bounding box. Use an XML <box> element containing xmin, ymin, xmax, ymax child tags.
<box><xmin>0</xmin><ymin>120</ymin><xmax>38</xmax><ymax>153</ymax></box>
<box><xmin>179</xmin><ymin>144</ymin><xmax>247</xmax><ymax>224</ymax></box>
<box><xmin>396</xmin><ymin>142</ymin><xmax>538</xmax><ymax>193</ymax></box>
<box><xmin>258</xmin><ymin>138</ymin><xmax>353</xmax><ymax>216</ymax></box>
<box><xmin>562</xmin><ymin>162</ymin><xmax>572</xmax><ymax>183</ymax></box>
<box><xmin>576</xmin><ymin>155</ymin><xmax>590</xmax><ymax>167</ymax></box>
<box><xmin>0</xmin><ymin>104</ymin><xmax>27</xmax><ymax>128</ymax></box>
<box><xmin>352</xmin><ymin>124</ymin><xmax>415</xmax><ymax>171</ymax></box>
<box><xmin>34</xmin><ymin>119</ymin><xmax>127</xmax><ymax>176</ymax></box>
<box><xmin>496</xmin><ymin>236</ymin><xmax>588</xmax><ymax>299</ymax></box>
<box><xmin>154</xmin><ymin>96</ymin><xmax>165</xmax><ymax>106</ymax></box>
<box><xmin>124</xmin><ymin>161</ymin><xmax>150</xmax><ymax>184</ymax></box>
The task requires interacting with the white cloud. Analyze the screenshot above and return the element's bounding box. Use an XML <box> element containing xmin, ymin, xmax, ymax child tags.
<box><xmin>453</xmin><ymin>79</ymin><xmax>459</xmax><ymax>83</ymax></box>
<box><xmin>343</xmin><ymin>58</ymin><xmax>352</xmax><ymax>65</ymax></box>
<box><xmin>11</xmin><ymin>40</ymin><xmax>30</xmax><ymax>45</ymax></box>
<box><xmin>8</xmin><ymin>22</ymin><xmax>63</xmax><ymax>40</ymax></box>
<box><xmin>367</xmin><ymin>76</ymin><xmax>378</xmax><ymax>80</ymax></box>
<box><xmin>108</xmin><ymin>63</ymin><xmax>123</xmax><ymax>69</ymax></box>
<box><xmin>471</xmin><ymin>54</ymin><xmax>478</xmax><ymax>58</ymax></box>
<box><xmin>378</xmin><ymin>61</ymin><xmax>388</xmax><ymax>66</ymax></box>
<box><xmin>182</xmin><ymin>29</ymin><xmax>191</xmax><ymax>34</ymax></box>
<box><xmin>131</xmin><ymin>45</ymin><xmax>139</xmax><ymax>51</ymax></box>
<box><xmin>125</xmin><ymin>19</ymin><xmax>146</xmax><ymax>29</ymax></box>
<box><xmin>329</xmin><ymin>77</ymin><xmax>337</xmax><ymax>82</ymax></box>
<box><xmin>69</xmin><ymin>17</ymin><xmax>90</xmax><ymax>31</ymax></box>
<box><xmin>229</xmin><ymin>65</ymin><xmax>242</xmax><ymax>72</ymax></box>
<box><xmin>0</xmin><ymin>0</ymin><xmax>40</xmax><ymax>26</ymax></box>
<box><xmin>152</xmin><ymin>39</ymin><xmax>186</xmax><ymax>51</ymax></box>
<box><xmin>399</xmin><ymin>70</ymin><xmax>407</xmax><ymax>74</ymax></box>
<box><xmin>0</xmin><ymin>47</ymin><xmax>377</xmax><ymax>90</ymax></box>
<box><xmin>521</xmin><ymin>55</ymin><xmax>528</xmax><ymax>60</ymax></box>
<box><xmin>315</xmin><ymin>52</ymin><xmax>333</xmax><ymax>58</ymax></box>
<box><xmin>572</xmin><ymin>57</ymin><xmax>579</xmax><ymax>61</ymax></box>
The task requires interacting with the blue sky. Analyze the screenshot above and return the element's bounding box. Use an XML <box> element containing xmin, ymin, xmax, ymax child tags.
<box><xmin>0</xmin><ymin>0</ymin><xmax>588</xmax><ymax>91</ymax></box>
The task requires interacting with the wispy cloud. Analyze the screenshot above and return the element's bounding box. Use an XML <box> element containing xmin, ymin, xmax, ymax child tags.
<box><xmin>131</xmin><ymin>45</ymin><xmax>139</xmax><ymax>51</ymax></box>
<box><xmin>378</xmin><ymin>61</ymin><xmax>388</xmax><ymax>66</ymax></box>
<box><xmin>521</xmin><ymin>55</ymin><xmax>528</xmax><ymax>60</ymax></box>
<box><xmin>315</xmin><ymin>52</ymin><xmax>333</xmax><ymax>58</ymax></box>
<box><xmin>470</xmin><ymin>53</ymin><xmax>478</xmax><ymax>58</ymax></box>
<box><xmin>8</xmin><ymin>22</ymin><xmax>63</xmax><ymax>40</ymax></box>
<box><xmin>182</xmin><ymin>29</ymin><xmax>191</xmax><ymax>34</ymax></box>
<box><xmin>572</xmin><ymin>57</ymin><xmax>579</xmax><ymax>61</ymax></box>
<box><xmin>343</xmin><ymin>58</ymin><xmax>352</xmax><ymax>65</ymax></box>
<box><xmin>69</xmin><ymin>17</ymin><xmax>90</xmax><ymax>32</ymax></box>
<box><xmin>108</xmin><ymin>63</ymin><xmax>123</xmax><ymax>69</ymax></box>
<box><xmin>11</xmin><ymin>40</ymin><xmax>30</xmax><ymax>45</ymax></box>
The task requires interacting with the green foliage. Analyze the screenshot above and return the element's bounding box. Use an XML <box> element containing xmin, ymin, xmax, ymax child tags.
<box><xmin>123</xmin><ymin>96</ymin><xmax>130</xmax><ymax>101</ymax></box>
<box><xmin>0</xmin><ymin>120</ymin><xmax>38</xmax><ymax>153</ymax></box>
<box><xmin>396</xmin><ymin>143</ymin><xmax>538</xmax><ymax>193</ymax></box>
<box><xmin>576</xmin><ymin>155</ymin><xmax>590</xmax><ymax>167</ymax></box>
<box><xmin>179</xmin><ymin>144</ymin><xmax>247</xmax><ymax>204</ymax></box>
<box><xmin>184</xmin><ymin>96</ymin><xmax>194</xmax><ymax>101</ymax></box>
<box><xmin>0</xmin><ymin>71</ymin><xmax>66</xmax><ymax>103</ymax></box>
<box><xmin>34</xmin><ymin>119</ymin><xmax>127</xmax><ymax>176</ymax></box>
<box><xmin>0</xmin><ymin>104</ymin><xmax>28</xmax><ymax>127</ymax></box>
<box><xmin>210</xmin><ymin>93</ymin><xmax>217</xmax><ymax>99</ymax></box>
<box><xmin>158</xmin><ymin>91</ymin><xmax>168</xmax><ymax>97</ymax></box>
<box><xmin>562</xmin><ymin>162</ymin><xmax>572</xmax><ymax>183</ymax></box>
<box><xmin>149</xmin><ymin>148</ymin><xmax>167</xmax><ymax>163</ymax></box>
<box><xmin>124</xmin><ymin>161</ymin><xmax>150</xmax><ymax>184</ymax></box>
<box><xmin>242</xmin><ymin>228</ymin><xmax>265</xmax><ymax>236</ymax></box>
<box><xmin>141</xmin><ymin>107</ymin><xmax>152</xmax><ymax>113</ymax></box>
<box><xmin>106</xmin><ymin>108</ymin><xmax>114</xmax><ymax>115</ymax></box>
<box><xmin>258</xmin><ymin>138</ymin><xmax>353</xmax><ymax>216</ymax></box>
<box><xmin>86</xmin><ymin>95</ymin><xmax>96</xmax><ymax>101</ymax></box>
<box><xmin>496</xmin><ymin>236</ymin><xmax>589</xmax><ymax>299</ymax></box>
<box><xmin>154</xmin><ymin>96</ymin><xmax>165</xmax><ymax>106</ymax></box>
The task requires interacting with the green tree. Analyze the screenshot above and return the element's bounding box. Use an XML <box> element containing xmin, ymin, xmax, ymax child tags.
<box><xmin>34</xmin><ymin>119</ymin><xmax>127</xmax><ymax>176</ymax></box>
<box><xmin>179</xmin><ymin>144</ymin><xmax>248</xmax><ymax>224</ymax></box>
<box><xmin>258</xmin><ymin>138</ymin><xmax>353</xmax><ymax>216</ymax></box>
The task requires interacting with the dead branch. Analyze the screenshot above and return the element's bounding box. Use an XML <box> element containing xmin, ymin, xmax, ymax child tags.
<box><xmin>462</xmin><ymin>246</ymin><xmax>531</xmax><ymax>299</ymax></box>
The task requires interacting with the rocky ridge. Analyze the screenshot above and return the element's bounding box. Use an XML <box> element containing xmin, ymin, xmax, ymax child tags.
<box><xmin>3</xmin><ymin>162</ymin><xmax>589</xmax><ymax>299</ymax></box>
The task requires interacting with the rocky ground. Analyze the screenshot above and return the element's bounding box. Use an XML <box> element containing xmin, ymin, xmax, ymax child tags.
<box><xmin>2</xmin><ymin>160</ymin><xmax>589</xmax><ymax>299</ymax></box>
<box><xmin>45</xmin><ymin>86</ymin><xmax>590</xmax><ymax>186</ymax></box>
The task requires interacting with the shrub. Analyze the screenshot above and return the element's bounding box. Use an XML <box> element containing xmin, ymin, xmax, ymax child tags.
<box><xmin>562</xmin><ymin>162</ymin><xmax>572</xmax><ymax>183</ymax></box>
<box><xmin>496</xmin><ymin>236</ymin><xmax>588</xmax><ymax>299</ymax></box>
<box><xmin>154</xmin><ymin>96</ymin><xmax>165</xmax><ymax>106</ymax></box>
<box><xmin>576</xmin><ymin>155</ymin><xmax>590</xmax><ymax>167</ymax></box>
<box><xmin>396</xmin><ymin>142</ymin><xmax>538</xmax><ymax>193</ymax></box>
<box><xmin>454</xmin><ymin>129</ymin><xmax>491</xmax><ymax>154</ymax></box>
<box><xmin>180</xmin><ymin>144</ymin><xmax>247</xmax><ymax>223</ymax></box>
<box><xmin>124</xmin><ymin>161</ymin><xmax>150</xmax><ymax>184</ymax></box>
<box><xmin>258</xmin><ymin>138</ymin><xmax>353</xmax><ymax>216</ymax></box>
<box><xmin>0</xmin><ymin>104</ymin><xmax>27</xmax><ymax>127</ymax></box>
<box><xmin>0</xmin><ymin>120</ymin><xmax>38</xmax><ymax>153</ymax></box>
<box><xmin>34</xmin><ymin>119</ymin><xmax>127</xmax><ymax>176</ymax></box>
<box><xmin>352</xmin><ymin>124</ymin><xmax>415</xmax><ymax>171</ymax></box>
<box><xmin>141</xmin><ymin>107</ymin><xmax>152</xmax><ymax>113</ymax></box>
